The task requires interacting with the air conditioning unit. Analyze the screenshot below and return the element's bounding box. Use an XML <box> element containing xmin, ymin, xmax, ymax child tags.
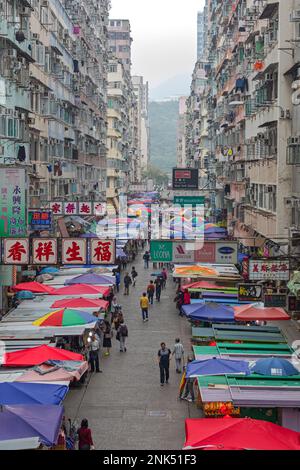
<box><xmin>20</xmin><ymin>6</ymin><xmax>30</xmax><ymax>16</ymax></box>
<box><xmin>284</xmin><ymin>197</ymin><xmax>294</xmax><ymax>207</ymax></box>
<box><xmin>41</xmin><ymin>0</ymin><xmax>49</xmax><ymax>6</ymax></box>
<box><xmin>32</xmin><ymin>33</ymin><xmax>39</xmax><ymax>40</ymax></box>
<box><xmin>28</xmin><ymin>118</ymin><xmax>35</xmax><ymax>125</ymax></box>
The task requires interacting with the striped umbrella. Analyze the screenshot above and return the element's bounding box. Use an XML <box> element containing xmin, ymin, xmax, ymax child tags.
<box><xmin>33</xmin><ymin>308</ymin><xmax>96</xmax><ymax>327</ymax></box>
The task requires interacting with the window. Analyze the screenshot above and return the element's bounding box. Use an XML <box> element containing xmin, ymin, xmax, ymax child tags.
<box><xmin>108</xmin><ymin>64</ymin><xmax>117</xmax><ymax>73</ymax></box>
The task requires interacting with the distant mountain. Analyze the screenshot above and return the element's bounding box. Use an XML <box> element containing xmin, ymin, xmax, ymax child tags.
<box><xmin>150</xmin><ymin>74</ymin><xmax>191</xmax><ymax>101</ymax></box>
<box><xmin>149</xmin><ymin>100</ymin><xmax>179</xmax><ymax>173</ymax></box>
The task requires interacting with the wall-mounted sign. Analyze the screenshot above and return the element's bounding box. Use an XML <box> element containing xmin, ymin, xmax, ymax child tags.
<box><xmin>249</xmin><ymin>259</ymin><xmax>290</xmax><ymax>281</ymax></box>
<box><xmin>150</xmin><ymin>241</ymin><xmax>173</xmax><ymax>262</ymax></box>
<box><xmin>264</xmin><ymin>293</ymin><xmax>287</xmax><ymax>308</ymax></box>
<box><xmin>3</xmin><ymin>238</ymin><xmax>29</xmax><ymax>265</ymax></box>
<box><xmin>29</xmin><ymin>211</ymin><xmax>52</xmax><ymax>231</ymax></box>
<box><xmin>150</xmin><ymin>241</ymin><xmax>238</xmax><ymax>264</ymax></box>
<box><xmin>173</xmin><ymin>196</ymin><xmax>204</xmax><ymax>206</ymax></box>
<box><xmin>238</xmin><ymin>283</ymin><xmax>263</xmax><ymax>302</ymax></box>
<box><xmin>172</xmin><ymin>168</ymin><xmax>199</xmax><ymax>190</ymax></box>
<box><xmin>0</xmin><ymin>168</ymin><xmax>26</xmax><ymax>237</ymax></box>
<box><xmin>32</xmin><ymin>238</ymin><xmax>57</xmax><ymax>265</ymax></box>
<box><xmin>90</xmin><ymin>239</ymin><xmax>115</xmax><ymax>265</ymax></box>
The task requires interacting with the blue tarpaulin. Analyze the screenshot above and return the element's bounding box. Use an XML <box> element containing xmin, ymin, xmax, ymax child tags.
<box><xmin>186</xmin><ymin>358</ymin><xmax>250</xmax><ymax>377</ymax></box>
<box><xmin>251</xmin><ymin>357</ymin><xmax>299</xmax><ymax>377</ymax></box>
<box><xmin>182</xmin><ymin>302</ymin><xmax>235</xmax><ymax>322</ymax></box>
<box><xmin>0</xmin><ymin>382</ymin><xmax>69</xmax><ymax>405</ymax></box>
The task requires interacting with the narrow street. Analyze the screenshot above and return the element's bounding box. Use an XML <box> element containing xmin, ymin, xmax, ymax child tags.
<box><xmin>64</xmin><ymin>249</ymin><xmax>199</xmax><ymax>450</ymax></box>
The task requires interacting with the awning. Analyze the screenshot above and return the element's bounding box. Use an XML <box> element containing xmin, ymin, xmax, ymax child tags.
<box><xmin>259</xmin><ymin>2</ymin><xmax>279</xmax><ymax>20</ymax></box>
<box><xmin>258</xmin><ymin>120</ymin><xmax>277</xmax><ymax>128</ymax></box>
<box><xmin>284</xmin><ymin>62</ymin><xmax>300</xmax><ymax>77</ymax></box>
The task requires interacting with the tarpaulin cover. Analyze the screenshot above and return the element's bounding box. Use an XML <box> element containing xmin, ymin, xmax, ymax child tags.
<box><xmin>3</xmin><ymin>345</ymin><xmax>83</xmax><ymax>367</ymax></box>
<box><xmin>183</xmin><ymin>418</ymin><xmax>300</xmax><ymax>450</ymax></box>
<box><xmin>182</xmin><ymin>302</ymin><xmax>235</xmax><ymax>322</ymax></box>
<box><xmin>234</xmin><ymin>304</ymin><xmax>290</xmax><ymax>321</ymax></box>
<box><xmin>0</xmin><ymin>382</ymin><xmax>68</xmax><ymax>405</ymax></box>
<box><xmin>40</xmin><ymin>267</ymin><xmax>59</xmax><ymax>275</ymax></box>
<box><xmin>181</xmin><ymin>281</ymin><xmax>232</xmax><ymax>291</ymax></box>
<box><xmin>50</xmin><ymin>298</ymin><xmax>109</xmax><ymax>310</ymax></box>
<box><xmin>53</xmin><ymin>284</ymin><xmax>110</xmax><ymax>297</ymax></box>
<box><xmin>32</xmin><ymin>308</ymin><xmax>97</xmax><ymax>327</ymax></box>
<box><xmin>65</xmin><ymin>273</ymin><xmax>115</xmax><ymax>285</ymax></box>
<box><xmin>0</xmin><ymin>404</ymin><xmax>63</xmax><ymax>447</ymax></box>
<box><xmin>17</xmin><ymin>361</ymin><xmax>88</xmax><ymax>383</ymax></box>
<box><xmin>251</xmin><ymin>357</ymin><xmax>299</xmax><ymax>377</ymax></box>
<box><xmin>186</xmin><ymin>358</ymin><xmax>250</xmax><ymax>377</ymax></box>
<box><xmin>13</xmin><ymin>282</ymin><xmax>55</xmax><ymax>294</ymax></box>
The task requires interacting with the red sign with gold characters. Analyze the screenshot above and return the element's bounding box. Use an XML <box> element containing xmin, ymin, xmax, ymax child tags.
<box><xmin>91</xmin><ymin>239</ymin><xmax>115</xmax><ymax>265</ymax></box>
<box><xmin>3</xmin><ymin>238</ymin><xmax>29</xmax><ymax>265</ymax></box>
<box><xmin>32</xmin><ymin>238</ymin><xmax>57</xmax><ymax>265</ymax></box>
<box><xmin>62</xmin><ymin>239</ymin><xmax>87</xmax><ymax>265</ymax></box>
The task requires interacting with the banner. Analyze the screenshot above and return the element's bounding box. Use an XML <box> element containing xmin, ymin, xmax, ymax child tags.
<box><xmin>150</xmin><ymin>241</ymin><xmax>238</xmax><ymax>264</ymax></box>
<box><xmin>0</xmin><ymin>168</ymin><xmax>26</xmax><ymax>237</ymax></box>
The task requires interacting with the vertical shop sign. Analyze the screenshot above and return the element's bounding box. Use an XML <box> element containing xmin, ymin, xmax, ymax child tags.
<box><xmin>0</xmin><ymin>168</ymin><xmax>26</xmax><ymax>237</ymax></box>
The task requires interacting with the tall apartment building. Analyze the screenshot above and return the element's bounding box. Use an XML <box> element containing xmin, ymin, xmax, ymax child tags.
<box><xmin>106</xmin><ymin>58</ymin><xmax>137</xmax><ymax>211</ymax></box>
<box><xmin>132</xmin><ymin>75</ymin><xmax>150</xmax><ymax>172</ymax></box>
<box><xmin>0</xmin><ymin>0</ymin><xmax>110</xmax><ymax>208</ymax></box>
<box><xmin>108</xmin><ymin>19</ymin><xmax>132</xmax><ymax>73</ymax></box>
<box><xmin>186</xmin><ymin>0</ymin><xmax>300</xmax><ymax>255</ymax></box>
<box><xmin>197</xmin><ymin>9</ymin><xmax>208</xmax><ymax>60</ymax></box>
<box><xmin>176</xmin><ymin>97</ymin><xmax>188</xmax><ymax>168</ymax></box>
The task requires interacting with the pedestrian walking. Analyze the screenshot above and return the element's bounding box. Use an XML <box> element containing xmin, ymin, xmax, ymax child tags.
<box><xmin>183</xmin><ymin>289</ymin><xmax>191</xmax><ymax>305</ymax></box>
<box><xmin>158</xmin><ymin>342</ymin><xmax>172</xmax><ymax>386</ymax></box>
<box><xmin>103</xmin><ymin>320</ymin><xmax>113</xmax><ymax>356</ymax></box>
<box><xmin>122</xmin><ymin>257</ymin><xmax>127</xmax><ymax>270</ymax></box>
<box><xmin>147</xmin><ymin>280</ymin><xmax>155</xmax><ymax>305</ymax></box>
<box><xmin>115</xmin><ymin>270</ymin><xmax>121</xmax><ymax>293</ymax></box>
<box><xmin>77</xmin><ymin>419</ymin><xmax>94</xmax><ymax>450</ymax></box>
<box><xmin>113</xmin><ymin>310</ymin><xmax>124</xmax><ymax>331</ymax></box>
<box><xmin>143</xmin><ymin>251</ymin><xmax>150</xmax><ymax>269</ymax></box>
<box><xmin>117</xmin><ymin>320</ymin><xmax>128</xmax><ymax>352</ymax></box>
<box><xmin>123</xmin><ymin>272</ymin><xmax>132</xmax><ymax>295</ymax></box>
<box><xmin>131</xmin><ymin>266</ymin><xmax>138</xmax><ymax>286</ymax></box>
<box><xmin>140</xmin><ymin>292</ymin><xmax>149</xmax><ymax>322</ymax></box>
<box><xmin>154</xmin><ymin>276</ymin><xmax>162</xmax><ymax>302</ymax></box>
<box><xmin>174</xmin><ymin>289</ymin><xmax>184</xmax><ymax>316</ymax></box>
<box><xmin>172</xmin><ymin>338</ymin><xmax>184</xmax><ymax>373</ymax></box>
<box><xmin>181</xmin><ymin>356</ymin><xmax>195</xmax><ymax>402</ymax></box>
<box><xmin>161</xmin><ymin>268</ymin><xmax>168</xmax><ymax>289</ymax></box>
<box><xmin>88</xmin><ymin>333</ymin><xmax>102</xmax><ymax>373</ymax></box>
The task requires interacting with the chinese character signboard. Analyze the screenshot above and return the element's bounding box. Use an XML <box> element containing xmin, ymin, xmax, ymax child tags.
<box><xmin>0</xmin><ymin>168</ymin><xmax>26</xmax><ymax>237</ymax></box>
<box><xmin>172</xmin><ymin>168</ymin><xmax>199</xmax><ymax>190</ymax></box>
<box><xmin>64</xmin><ymin>202</ymin><xmax>77</xmax><ymax>216</ymax></box>
<box><xmin>238</xmin><ymin>284</ymin><xmax>263</xmax><ymax>302</ymax></box>
<box><xmin>32</xmin><ymin>238</ymin><xmax>57</xmax><ymax>265</ymax></box>
<box><xmin>29</xmin><ymin>211</ymin><xmax>52</xmax><ymax>231</ymax></box>
<box><xmin>173</xmin><ymin>196</ymin><xmax>204</xmax><ymax>206</ymax></box>
<box><xmin>264</xmin><ymin>293</ymin><xmax>287</xmax><ymax>308</ymax></box>
<box><xmin>3</xmin><ymin>238</ymin><xmax>29</xmax><ymax>264</ymax></box>
<box><xmin>79</xmin><ymin>202</ymin><xmax>92</xmax><ymax>215</ymax></box>
<box><xmin>91</xmin><ymin>239</ymin><xmax>115</xmax><ymax>265</ymax></box>
<box><xmin>94</xmin><ymin>202</ymin><xmax>107</xmax><ymax>216</ymax></box>
<box><xmin>249</xmin><ymin>259</ymin><xmax>290</xmax><ymax>281</ymax></box>
<box><xmin>50</xmin><ymin>202</ymin><xmax>63</xmax><ymax>216</ymax></box>
<box><xmin>62</xmin><ymin>239</ymin><xmax>87</xmax><ymax>265</ymax></box>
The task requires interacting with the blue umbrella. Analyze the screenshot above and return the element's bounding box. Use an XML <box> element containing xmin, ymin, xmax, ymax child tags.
<box><xmin>251</xmin><ymin>357</ymin><xmax>299</xmax><ymax>377</ymax></box>
<box><xmin>182</xmin><ymin>302</ymin><xmax>235</xmax><ymax>323</ymax></box>
<box><xmin>0</xmin><ymin>382</ymin><xmax>69</xmax><ymax>405</ymax></box>
<box><xmin>186</xmin><ymin>358</ymin><xmax>250</xmax><ymax>377</ymax></box>
<box><xmin>40</xmin><ymin>267</ymin><xmax>59</xmax><ymax>275</ymax></box>
<box><xmin>16</xmin><ymin>291</ymin><xmax>35</xmax><ymax>300</ymax></box>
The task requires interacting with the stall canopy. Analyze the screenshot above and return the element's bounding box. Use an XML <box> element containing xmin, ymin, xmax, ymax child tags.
<box><xmin>32</xmin><ymin>308</ymin><xmax>98</xmax><ymax>327</ymax></box>
<box><xmin>0</xmin><ymin>404</ymin><xmax>63</xmax><ymax>447</ymax></box>
<box><xmin>17</xmin><ymin>361</ymin><xmax>88</xmax><ymax>383</ymax></box>
<box><xmin>234</xmin><ymin>304</ymin><xmax>290</xmax><ymax>321</ymax></box>
<box><xmin>0</xmin><ymin>382</ymin><xmax>68</xmax><ymax>405</ymax></box>
<box><xmin>50</xmin><ymin>298</ymin><xmax>109</xmax><ymax>310</ymax></box>
<box><xmin>183</xmin><ymin>418</ymin><xmax>300</xmax><ymax>450</ymax></box>
<box><xmin>65</xmin><ymin>273</ymin><xmax>115</xmax><ymax>285</ymax></box>
<box><xmin>3</xmin><ymin>345</ymin><xmax>83</xmax><ymax>367</ymax></box>
<box><xmin>13</xmin><ymin>282</ymin><xmax>55</xmax><ymax>294</ymax></box>
<box><xmin>186</xmin><ymin>358</ymin><xmax>250</xmax><ymax>377</ymax></box>
<box><xmin>40</xmin><ymin>267</ymin><xmax>59</xmax><ymax>275</ymax></box>
<box><xmin>53</xmin><ymin>284</ymin><xmax>110</xmax><ymax>297</ymax></box>
<box><xmin>182</xmin><ymin>281</ymin><xmax>234</xmax><ymax>291</ymax></box>
<box><xmin>251</xmin><ymin>357</ymin><xmax>299</xmax><ymax>377</ymax></box>
<box><xmin>182</xmin><ymin>303</ymin><xmax>235</xmax><ymax>323</ymax></box>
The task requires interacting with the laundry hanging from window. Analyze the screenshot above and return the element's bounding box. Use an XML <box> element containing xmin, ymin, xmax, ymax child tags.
<box><xmin>235</xmin><ymin>77</ymin><xmax>249</xmax><ymax>93</ymax></box>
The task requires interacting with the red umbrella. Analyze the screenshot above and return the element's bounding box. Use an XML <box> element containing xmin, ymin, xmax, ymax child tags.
<box><xmin>181</xmin><ymin>281</ymin><xmax>230</xmax><ymax>291</ymax></box>
<box><xmin>13</xmin><ymin>282</ymin><xmax>55</xmax><ymax>294</ymax></box>
<box><xmin>3</xmin><ymin>345</ymin><xmax>83</xmax><ymax>367</ymax></box>
<box><xmin>234</xmin><ymin>304</ymin><xmax>290</xmax><ymax>321</ymax></box>
<box><xmin>184</xmin><ymin>418</ymin><xmax>300</xmax><ymax>450</ymax></box>
<box><xmin>51</xmin><ymin>298</ymin><xmax>109</xmax><ymax>310</ymax></box>
<box><xmin>52</xmin><ymin>284</ymin><xmax>110</xmax><ymax>297</ymax></box>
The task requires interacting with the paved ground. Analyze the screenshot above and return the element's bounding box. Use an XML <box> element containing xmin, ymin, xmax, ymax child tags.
<box><xmin>64</xmin><ymin>247</ymin><xmax>199</xmax><ymax>450</ymax></box>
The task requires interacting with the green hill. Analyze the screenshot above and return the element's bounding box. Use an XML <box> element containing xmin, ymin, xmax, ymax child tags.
<box><xmin>149</xmin><ymin>100</ymin><xmax>179</xmax><ymax>173</ymax></box>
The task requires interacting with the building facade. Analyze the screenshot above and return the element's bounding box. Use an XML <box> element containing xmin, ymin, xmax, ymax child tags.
<box><xmin>0</xmin><ymin>0</ymin><xmax>110</xmax><ymax>209</ymax></box>
<box><xmin>108</xmin><ymin>19</ymin><xmax>132</xmax><ymax>73</ymax></box>
<box><xmin>132</xmin><ymin>75</ymin><xmax>150</xmax><ymax>173</ymax></box>
<box><xmin>197</xmin><ymin>9</ymin><xmax>208</xmax><ymax>60</ymax></box>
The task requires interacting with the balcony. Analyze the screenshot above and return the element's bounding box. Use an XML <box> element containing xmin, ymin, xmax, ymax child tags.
<box><xmin>0</xmin><ymin>19</ymin><xmax>33</xmax><ymax>61</ymax></box>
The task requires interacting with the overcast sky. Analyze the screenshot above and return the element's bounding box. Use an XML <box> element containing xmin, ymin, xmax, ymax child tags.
<box><xmin>110</xmin><ymin>0</ymin><xmax>205</xmax><ymax>90</ymax></box>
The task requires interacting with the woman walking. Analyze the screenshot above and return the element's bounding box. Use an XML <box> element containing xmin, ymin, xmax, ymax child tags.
<box><xmin>77</xmin><ymin>419</ymin><xmax>94</xmax><ymax>450</ymax></box>
<box><xmin>103</xmin><ymin>320</ymin><xmax>113</xmax><ymax>356</ymax></box>
<box><xmin>117</xmin><ymin>320</ymin><xmax>128</xmax><ymax>352</ymax></box>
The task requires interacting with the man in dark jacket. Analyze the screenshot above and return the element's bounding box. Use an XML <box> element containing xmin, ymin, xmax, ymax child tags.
<box><xmin>158</xmin><ymin>342</ymin><xmax>172</xmax><ymax>386</ymax></box>
<box><xmin>123</xmin><ymin>272</ymin><xmax>132</xmax><ymax>295</ymax></box>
